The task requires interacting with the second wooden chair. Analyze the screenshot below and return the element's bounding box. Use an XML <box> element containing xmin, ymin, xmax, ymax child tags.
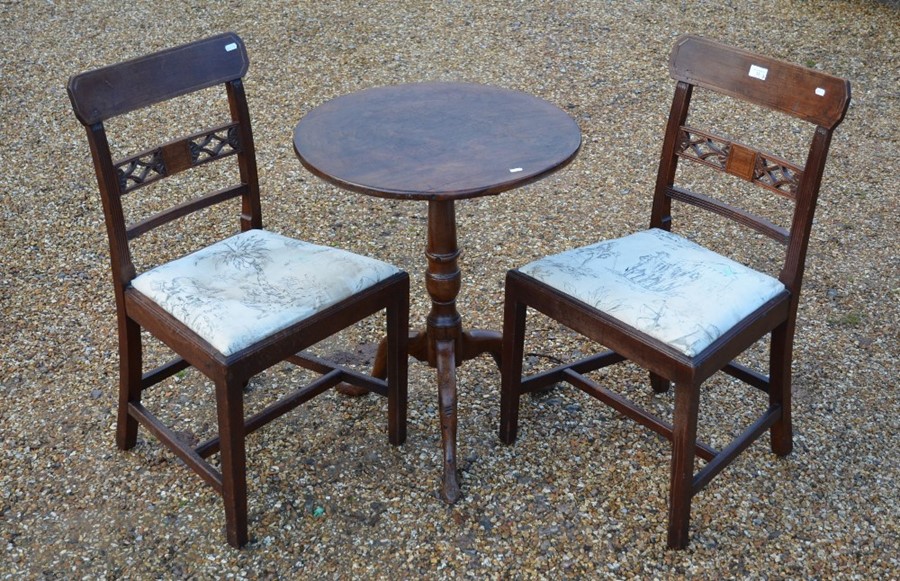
<box><xmin>68</xmin><ymin>33</ymin><xmax>409</xmax><ymax>547</ymax></box>
<box><xmin>499</xmin><ymin>35</ymin><xmax>850</xmax><ymax>548</ymax></box>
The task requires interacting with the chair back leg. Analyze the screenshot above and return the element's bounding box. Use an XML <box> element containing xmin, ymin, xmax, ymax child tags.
<box><xmin>649</xmin><ymin>372</ymin><xmax>671</xmax><ymax>394</ymax></box>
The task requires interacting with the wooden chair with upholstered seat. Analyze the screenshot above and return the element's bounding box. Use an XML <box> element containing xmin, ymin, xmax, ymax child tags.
<box><xmin>499</xmin><ymin>35</ymin><xmax>850</xmax><ymax>548</ymax></box>
<box><xmin>67</xmin><ymin>33</ymin><xmax>409</xmax><ymax>548</ymax></box>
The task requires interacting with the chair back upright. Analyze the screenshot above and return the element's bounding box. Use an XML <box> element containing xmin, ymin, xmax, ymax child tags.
<box><xmin>67</xmin><ymin>32</ymin><xmax>262</xmax><ymax>296</ymax></box>
<box><xmin>650</xmin><ymin>35</ymin><xmax>851</xmax><ymax>299</ymax></box>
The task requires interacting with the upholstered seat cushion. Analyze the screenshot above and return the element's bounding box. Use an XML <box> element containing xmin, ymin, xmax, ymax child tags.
<box><xmin>518</xmin><ymin>228</ymin><xmax>786</xmax><ymax>357</ymax></box>
<box><xmin>131</xmin><ymin>229</ymin><xmax>401</xmax><ymax>356</ymax></box>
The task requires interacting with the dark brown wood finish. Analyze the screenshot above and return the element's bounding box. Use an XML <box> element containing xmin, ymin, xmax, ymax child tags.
<box><xmin>500</xmin><ymin>35</ymin><xmax>850</xmax><ymax>549</ymax></box>
<box><xmin>294</xmin><ymin>82</ymin><xmax>582</xmax><ymax>201</ymax></box>
<box><xmin>294</xmin><ymin>82</ymin><xmax>581</xmax><ymax>502</ymax></box>
<box><xmin>68</xmin><ymin>33</ymin><xmax>410</xmax><ymax>548</ymax></box>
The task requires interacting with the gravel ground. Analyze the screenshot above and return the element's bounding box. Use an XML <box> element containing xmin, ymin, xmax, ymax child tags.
<box><xmin>2</xmin><ymin>0</ymin><xmax>898</xmax><ymax>578</ymax></box>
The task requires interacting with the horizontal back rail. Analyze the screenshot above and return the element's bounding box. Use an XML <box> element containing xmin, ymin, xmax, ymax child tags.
<box><xmin>667</xmin><ymin>185</ymin><xmax>790</xmax><ymax>245</ymax></box>
<box><xmin>68</xmin><ymin>32</ymin><xmax>249</xmax><ymax>125</ymax></box>
<box><xmin>126</xmin><ymin>184</ymin><xmax>248</xmax><ymax>240</ymax></box>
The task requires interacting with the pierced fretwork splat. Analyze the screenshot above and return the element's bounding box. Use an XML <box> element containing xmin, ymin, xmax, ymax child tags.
<box><xmin>678</xmin><ymin>129</ymin><xmax>729</xmax><ymax>167</ymax></box>
<box><xmin>677</xmin><ymin>126</ymin><xmax>802</xmax><ymax>199</ymax></box>
<box><xmin>755</xmin><ymin>155</ymin><xmax>800</xmax><ymax>195</ymax></box>
<box><xmin>189</xmin><ymin>125</ymin><xmax>240</xmax><ymax>163</ymax></box>
<box><xmin>114</xmin><ymin>123</ymin><xmax>241</xmax><ymax>194</ymax></box>
<box><xmin>116</xmin><ymin>150</ymin><xmax>165</xmax><ymax>192</ymax></box>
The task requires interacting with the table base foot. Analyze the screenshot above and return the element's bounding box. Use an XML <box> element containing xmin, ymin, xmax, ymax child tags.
<box><xmin>436</xmin><ymin>339</ymin><xmax>461</xmax><ymax>504</ymax></box>
<box><xmin>334</xmin><ymin>383</ymin><xmax>371</xmax><ymax>397</ymax></box>
<box><xmin>458</xmin><ymin>329</ymin><xmax>502</xmax><ymax>367</ymax></box>
<box><xmin>333</xmin><ymin>327</ymin><xmax>501</xmax><ymax>503</ymax></box>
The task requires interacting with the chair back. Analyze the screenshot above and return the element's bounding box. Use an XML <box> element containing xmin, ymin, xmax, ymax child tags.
<box><xmin>650</xmin><ymin>35</ymin><xmax>850</xmax><ymax>296</ymax></box>
<box><xmin>67</xmin><ymin>32</ymin><xmax>262</xmax><ymax>289</ymax></box>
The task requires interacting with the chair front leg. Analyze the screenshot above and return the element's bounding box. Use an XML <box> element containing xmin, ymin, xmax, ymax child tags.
<box><xmin>215</xmin><ymin>377</ymin><xmax>249</xmax><ymax>548</ymax></box>
<box><xmin>116</xmin><ymin>317</ymin><xmax>142</xmax><ymax>450</ymax></box>
<box><xmin>769</xmin><ymin>321</ymin><xmax>794</xmax><ymax>456</ymax></box>
<box><xmin>386</xmin><ymin>289</ymin><xmax>409</xmax><ymax>446</ymax></box>
<box><xmin>667</xmin><ymin>380</ymin><xmax>701</xmax><ymax>549</ymax></box>
<box><xmin>499</xmin><ymin>289</ymin><xmax>527</xmax><ymax>445</ymax></box>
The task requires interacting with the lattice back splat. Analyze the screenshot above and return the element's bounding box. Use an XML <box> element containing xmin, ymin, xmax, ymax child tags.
<box><xmin>652</xmin><ymin>36</ymin><xmax>850</xmax><ymax>280</ymax></box>
<box><xmin>115</xmin><ymin>123</ymin><xmax>241</xmax><ymax>192</ymax></box>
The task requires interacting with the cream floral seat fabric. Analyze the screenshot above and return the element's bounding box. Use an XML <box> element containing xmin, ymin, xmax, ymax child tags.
<box><xmin>132</xmin><ymin>229</ymin><xmax>401</xmax><ymax>356</ymax></box>
<box><xmin>518</xmin><ymin>228</ymin><xmax>786</xmax><ymax>357</ymax></box>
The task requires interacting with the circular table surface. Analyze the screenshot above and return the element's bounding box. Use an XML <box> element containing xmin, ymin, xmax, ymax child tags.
<box><xmin>293</xmin><ymin>82</ymin><xmax>582</xmax><ymax>201</ymax></box>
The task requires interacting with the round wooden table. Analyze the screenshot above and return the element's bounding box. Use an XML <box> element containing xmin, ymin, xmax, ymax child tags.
<box><xmin>294</xmin><ymin>82</ymin><xmax>581</xmax><ymax>502</ymax></box>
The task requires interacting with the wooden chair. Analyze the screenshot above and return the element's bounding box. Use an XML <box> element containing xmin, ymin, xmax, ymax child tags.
<box><xmin>67</xmin><ymin>33</ymin><xmax>409</xmax><ymax>548</ymax></box>
<box><xmin>499</xmin><ymin>35</ymin><xmax>850</xmax><ymax>548</ymax></box>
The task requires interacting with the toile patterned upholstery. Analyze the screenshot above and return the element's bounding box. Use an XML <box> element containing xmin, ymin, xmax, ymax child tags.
<box><xmin>131</xmin><ymin>229</ymin><xmax>401</xmax><ymax>356</ymax></box>
<box><xmin>518</xmin><ymin>228</ymin><xmax>786</xmax><ymax>357</ymax></box>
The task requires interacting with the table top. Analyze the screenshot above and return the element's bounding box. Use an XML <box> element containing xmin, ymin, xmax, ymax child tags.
<box><xmin>293</xmin><ymin>82</ymin><xmax>582</xmax><ymax>201</ymax></box>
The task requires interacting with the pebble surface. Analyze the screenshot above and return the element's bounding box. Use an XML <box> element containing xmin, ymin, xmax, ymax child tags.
<box><xmin>2</xmin><ymin>0</ymin><xmax>898</xmax><ymax>577</ymax></box>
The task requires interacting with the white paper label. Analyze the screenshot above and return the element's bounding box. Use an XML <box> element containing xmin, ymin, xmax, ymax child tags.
<box><xmin>815</xmin><ymin>87</ymin><xmax>826</xmax><ymax>96</ymax></box>
<box><xmin>225</xmin><ymin>43</ymin><xmax>238</xmax><ymax>52</ymax></box>
<box><xmin>748</xmin><ymin>64</ymin><xmax>768</xmax><ymax>80</ymax></box>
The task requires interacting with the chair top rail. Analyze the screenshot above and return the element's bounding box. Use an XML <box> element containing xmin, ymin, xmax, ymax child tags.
<box><xmin>67</xmin><ymin>32</ymin><xmax>248</xmax><ymax>126</ymax></box>
<box><xmin>669</xmin><ymin>35</ymin><xmax>850</xmax><ymax>129</ymax></box>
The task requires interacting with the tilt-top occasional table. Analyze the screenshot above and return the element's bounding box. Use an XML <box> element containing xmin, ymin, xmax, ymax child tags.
<box><xmin>293</xmin><ymin>82</ymin><xmax>581</xmax><ymax>502</ymax></box>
